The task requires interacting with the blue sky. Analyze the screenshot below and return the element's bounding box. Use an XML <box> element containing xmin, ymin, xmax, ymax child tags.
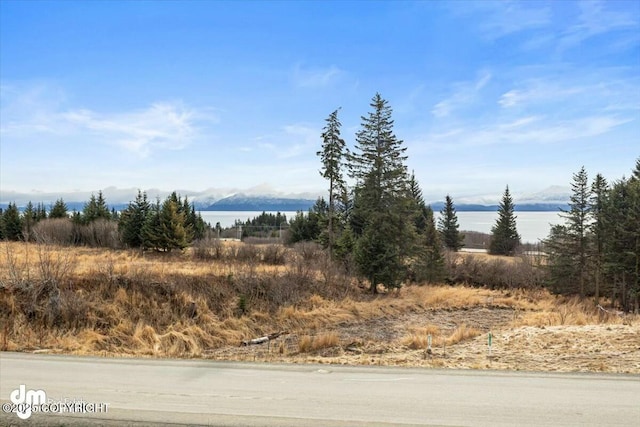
<box><xmin>1</xmin><ymin>0</ymin><xmax>638</xmax><ymax>204</ymax></box>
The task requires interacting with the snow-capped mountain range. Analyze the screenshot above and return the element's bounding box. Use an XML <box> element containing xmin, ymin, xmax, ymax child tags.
<box><xmin>0</xmin><ymin>185</ymin><xmax>571</xmax><ymax>212</ymax></box>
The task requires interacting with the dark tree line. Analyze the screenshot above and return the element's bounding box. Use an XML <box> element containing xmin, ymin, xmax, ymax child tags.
<box><xmin>545</xmin><ymin>161</ymin><xmax>640</xmax><ymax>311</ymax></box>
<box><xmin>0</xmin><ymin>190</ymin><xmax>208</xmax><ymax>251</ymax></box>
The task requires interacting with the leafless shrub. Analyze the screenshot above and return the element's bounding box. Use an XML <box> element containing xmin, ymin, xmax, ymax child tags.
<box><xmin>235</xmin><ymin>244</ymin><xmax>260</xmax><ymax>264</ymax></box>
<box><xmin>293</xmin><ymin>241</ymin><xmax>323</xmax><ymax>262</ymax></box>
<box><xmin>77</xmin><ymin>219</ymin><xmax>120</xmax><ymax>248</ymax></box>
<box><xmin>316</xmin><ymin>253</ymin><xmax>343</xmax><ymax>292</ymax></box>
<box><xmin>285</xmin><ymin>242</ymin><xmax>322</xmax><ymax>284</ymax></box>
<box><xmin>35</xmin><ymin>243</ymin><xmax>75</xmax><ymax>287</ymax></box>
<box><xmin>59</xmin><ymin>290</ymin><xmax>91</xmax><ymax>329</ymax></box>
<box><xmin>447</xmin><ymin>254</ymin><xmax>483</xmax><ymax>285</ymax></box>
<box><xmin>262</xmin><ymin>244</ymin><xmax>286</xmax><ymax>265</ymax></box>
<box><xmin>1</xmin><ymin>242</ymin><xmax>31</xmax><ymax>288</ymax></box>
<box><xmin>192</xmin><ymin>235</ymin><xmax>224</xmax><ymax>260</ymax></box>
<box><xmin>446</xmin><ymin>253</ymin><xmax>547</xmax><ymax>289</ymax></box>
<box><xmin>32</xmin><ymin>219</ymin><xmax>75</xmax><ymax>246</ymax></box>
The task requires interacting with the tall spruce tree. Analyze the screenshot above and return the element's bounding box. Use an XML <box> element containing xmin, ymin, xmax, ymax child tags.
<box><xmin>348</xmin><ymin>93</ymin><xmax>414</xmax><ymax>292</ymax></box>
<box><xmin>142</xmin><ymin>199</ymin><xmax>162</xmax><ymax>251</ymax></box>
<box><xmin>603</xmin><ymin>171</ymin><xmax>640</xmax><ymax>311</ymax></box>
<box><xmin>438</xmin><ymin>195</ymin><xmax>464</xmax><ymax>251</ymax></box>
<box><xmin>49</xmin><ymin>198</ymin><xmax>68</xmax><ymax>218</ymax></box>
<box><xmin>22</xmin><ymin>201</ymin><xmax>37</xmax><ymax>241</ymax></box>
<box><xmin>82</xmin><ymin>191</ymin><xmax>111</xmax><ymax>223</ymax></box>
<box><xmin>590</xmin><ymin>173</ymin><xmax>608</xmax><ymax>304</ymax></box>
<box><xmin>2</xmin><ymin>202</ymin><xmax>23</xmax><ymax>241</ymax></box>
<box><xmin>119</xmin><ymin>190</ymin><xmax>150</xmax><ymax>248</ymax></box>
<box><xmin>318</xmin><ymin>108</ymin><xmax>347</xmax><ymax>258</ymax></box>
<box><xmin>409</xmin><ymin>172</ymin><xmax>428</xmax><ymax>233</ymax></box>
<box><xmin>159</xmin><ymin>198</ymin><xmax>188</xmax><ymax>251</ymax></box>
<box><xmin>564</xmin><ymin>167</ymin><xmax>592</xmax><ymax>296</ymax></box>
<box><xmin>408</xmin><ymin>173</ymin><xmax>445</xmax><ymax>283</ymax></box>
<box><xmin>489</xmin><ymin>186</ymin><xmax>520</xmax><ymax>256</ymax></box>
<box><xmin>544</xmin><ymin>224</ymin><xmax>573</xmax><ymax>294</ymax></box>
<box><xmin>35</xmin><ymin>203</ymin><xmax>47</xmax><ymax>221</ymax></box>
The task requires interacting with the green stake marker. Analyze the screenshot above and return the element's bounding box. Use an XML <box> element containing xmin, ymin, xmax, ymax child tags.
<box><xmin>488</xmin><ymin>332</ymin><xmax>493</xmax><ymax>357</ymax></box>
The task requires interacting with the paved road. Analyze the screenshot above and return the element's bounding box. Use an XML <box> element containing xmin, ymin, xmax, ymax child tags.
<box><xmin>1</xmin><ymin>352</ymin><xmax>639</xmax><ymax>426</ymax></box>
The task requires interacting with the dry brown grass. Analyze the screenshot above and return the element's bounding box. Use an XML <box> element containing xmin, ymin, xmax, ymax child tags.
<box><xmin>511</xmin><ymin>296</ymin><xmax>637</xmax><ymax>327</ymax></box>
<box><xmin>401</xmin><ymin>325</ymin><xmax>441</xmax><ymax>349</ymax></box>
<box><xmin>1</xmin><ymin>240</ymin><xmax>637</xmax><ymax>374</ymax></box>
<box><xmin>401</xmin><ymin>323</ymin><xmax>482</xmax><ymax>349</ymax></box>
<box><xmin>298</xmin><ymin>332</ymin><xmax>340</xmax><ymax>353</ymax></box>
<box><xmin>446</xmin><ymin>324</ymin><xmax>482</xmax><ymax>345</ymax></box>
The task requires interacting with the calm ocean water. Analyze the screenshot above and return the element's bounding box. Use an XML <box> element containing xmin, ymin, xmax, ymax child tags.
<box><xmin>198</xmin><ymin>210</ymin><xmax>565</xmax><ymax>243</ymax></box>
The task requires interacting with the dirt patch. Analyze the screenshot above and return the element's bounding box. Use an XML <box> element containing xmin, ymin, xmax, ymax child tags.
<box><xmin>203</xmin><ymin>308</ymin><xmax>640</xmax><ymax>373</ymax></box>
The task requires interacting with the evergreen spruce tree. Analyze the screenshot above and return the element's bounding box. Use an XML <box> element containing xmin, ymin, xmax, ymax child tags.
<box><xmin>409</xmin><ymin>172</ymin><xmax>428</xmax><ymax>233</ymax></box>
<box><xmin>35</xmin><ymin>203</ymin><xmax>47</xmax><ymax>221</ymax></box>
<box><xmin>409</xmin><ymin>173</ymin><xmax>445</xmax><ymax>283</ymax></box>
<box><xmin>287</xmin><ymin>198</ymin><xmax>327</xmax><ymax>244</ymax></box>
<box><xmin>544</xmin><ymin>224</ymin><xmax>574</xmax><ymax>294</ymax></box>
<box><xmin>49</xmin><ymin>198</ymin><xmax>68</xmax><ymax>218</ymax></box>
<box><xmin>348</xmin><ymin>93</ymin><xmax>414</xmax><ymax>292</ymax></box>
<box><xmin>318</xmin><ymin>108</ymin><xmax>347</xmax><ymax>258</ymax></box>
<box><xmin>142</xmin><ymin>199</ymin><xmax>162</xmax><ymax>251</ymax></box>
<box><xmin>2</xmin><ymin>203</ymin><xmax>23</xmax><ymax>241</ymax></box>
<box><xmin>563</xmin><ymin>167</ymin><xmax>592</xmax><ymax>296</ymax></box>
<box><xmin>159</xmin><ymin>198</ymin><xmax>188</xmax><ymax>251</ymax></box>
<box><xmin>590</xmin><ymin>173</ymin><xmax>608</xmax><ymax>304</ymax></box>
<box><xmin>22</xmin><ymin>201</ymin><xmax>37</xmax><ymax>241</ymax></box>
<box><xmin>438</xmin><ymin>195</ymin><xmax>464</xmax><ymax>251</ymax></box>
<box><xmin>177</xmin><ymin>196</ymin><xmax>192</xmax><ymax>242</ymax></box>
<box><xmin>416</xmin><ymin>206</ymin><xmax>445</xmax><ymax>283</ymax></box>
<box><xmin>119</xmin><ymin>190</ymin><xmax>150</xmax><ymax>248</ymax></box>
<box><xmin>82</xmin><ymin>191</ymin><xmax>111</xmax><ymax>223</ymax></box>
<box><xmin>603</xmin><ymin>171</ymin><xmax>640</xmax><ymax>311</ymax></box>
<box><xmin>489</xmin><ymin>186</ymin><xmax>520</xmax><ymax>256</ymax></box>
<box><xmin>187</xmin><ymin>204</ymin><xmax>207</xmax><ymax>241</ymax></box>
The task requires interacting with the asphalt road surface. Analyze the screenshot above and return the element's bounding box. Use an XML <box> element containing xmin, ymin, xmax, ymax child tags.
<box><xmin>1</xmin><ymin>352</ymin><xmax>639</xmax><ymax>426</ymax></box>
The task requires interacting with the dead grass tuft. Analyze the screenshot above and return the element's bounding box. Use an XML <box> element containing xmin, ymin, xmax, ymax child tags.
<box><xmin>298</xmin><ymin>332</ymin><xmax>340</xmax><ymax>353</ymax></box>
<box><xmin>446</xmin><ymin>324</ymin><xmax>482</xmax><ymax>345</ymax></box>
<box><xmin>401</xmin><ymin>325</ymin><xmax>442</xmax><ymax>349</ymax></box>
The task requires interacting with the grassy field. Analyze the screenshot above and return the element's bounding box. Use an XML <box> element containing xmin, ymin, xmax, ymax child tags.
<box><xmin>1</xmin><ymin>241</ymin><xmax>638</xmax><ymax>373</ymax></box>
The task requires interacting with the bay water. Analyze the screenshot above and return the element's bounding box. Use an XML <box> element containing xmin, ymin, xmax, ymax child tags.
<box><xmin>199</xmin><ymin>210</ymin><xmax>565</xmax><ymax>243</ymax></box>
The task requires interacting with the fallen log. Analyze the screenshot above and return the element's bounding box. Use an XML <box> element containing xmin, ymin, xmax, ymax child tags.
<box><xmin>241</xmin><ymin>331</ymin><xmax>288</xmax><ymax>346</ymax></box>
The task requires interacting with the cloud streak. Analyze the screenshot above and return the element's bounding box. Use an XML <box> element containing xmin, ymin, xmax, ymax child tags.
<box><xmin>292</xmin><ymin>64</ymin><xmax>343</xmax><ymax>88</ymax></box>
<box><xmin>558</xmin><ymin>0</ymin><xmax>639</xmax><ymax>51</ymax></box>
<box><xmin>432</xmin><ymin>70</ymin><xmax>492</xmax><ymax>118</ymax></box>
<box><xmin>1</xmin><ymin>84</ymin><xmax>204</xmax><ymax>157</ymax></box>
<box><xmin>61</xmin><ymin>103</ymin><xmax>198</xmax><ymax>156</ymax></box>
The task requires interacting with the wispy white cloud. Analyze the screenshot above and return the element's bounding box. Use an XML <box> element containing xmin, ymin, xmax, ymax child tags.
<box><xmin>420</xmin><ymin>114</ymin><xmax>632</xmax><ymax>149</ymax></box>
<box><xmin>449</xmin><ymin>1</ymin><xmax>551</xmax><ymax>40</ymax></box>
<box><xmin>498</xmin><ymin>83</ymin><xmax>584</xmax><ymax>108</ymax></box>
<box><xmin>251</xmin><ymin>123</ymin><xmax>319</xmax><ymax>160</ymax></box>
<box><xmin>497</xmin><ymin>73</ymin><xmax>640</xmax><ymax>112</ymax></box>
<box><xmin>292</xmin><ymin>64</ymin><xmax>343</xmax><ymax>88</ymax></box>
<box><xmin>558</xmin><ymin>0</ymin><xmax>639</xmax><ymax>51</ymax></box>
<box><xmin>432</xmin><ymin>70</ymin><xmax>492</xmax><ymax>118</ymax></box>
<box><xmin>478</xmin><ymin>1</ymin><xmax>551</xmax><ymax>39</ymax></box>
<box><xmin>61</xmin><ymin>103</ymin><xmax>198</xmax><ymax>156</ymax></box>
<box><xmin>1</xmin><ymin>84</ymin><xmax>207</xmax><ymax>157</ymax></box>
